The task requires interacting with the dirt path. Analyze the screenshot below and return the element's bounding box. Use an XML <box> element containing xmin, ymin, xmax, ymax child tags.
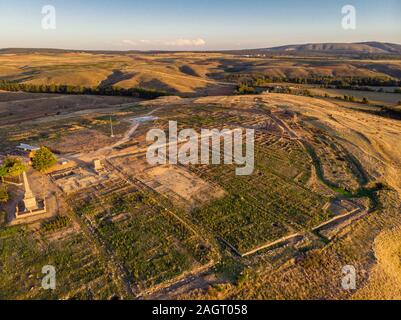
<box><xmin>64</xmin><ymin>107</ymin><xmax>160</xmax><ymax>162</ymax></box>
<box><xmin>0</xmin><ymin>95</ymin><xmax>66</xmax><ymax>105</ymax></box>
<box><xmin>111</xmin><ymin>107</ymin><xmax>160</xmax><ymax>149</ymax></box>
<box><xmin>28</xmin><ymin>101</ymin><xmax>140</xmax><ymax>125</ymax></box>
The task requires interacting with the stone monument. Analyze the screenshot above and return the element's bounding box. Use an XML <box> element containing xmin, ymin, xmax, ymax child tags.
<box><xmin>22</xmin><ymin>171</ymin><xmax>38</xmax><ymax>211</ymax></box>
<box><xmin>15</xmin><ymin>171</ymin><xmax>46</xmax><ymax>219</ymax></box>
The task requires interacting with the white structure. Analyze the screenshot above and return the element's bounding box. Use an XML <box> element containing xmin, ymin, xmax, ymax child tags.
<box><xmin>110</xmin><ymin>115</ymin><xmax>115</xmax><ymax>138</ymax></box>
<box><xmin>16</xmin><ymin>171</ymin><xmax>46</xmax><ymax>219</ymax></box>
<box><xmin>133</xmin><ymin>116</ymin><xmax>158</xmax><ymax>123</ymax></box>
<box><xmin>16</xmin><ymin>143</ymin><xmax>40</xmax><ymax>152</ymax></box>
<box><xmin>22</xmin><ymin>171</ymin><xmax>38</xmax><ymax>211</ymax></box>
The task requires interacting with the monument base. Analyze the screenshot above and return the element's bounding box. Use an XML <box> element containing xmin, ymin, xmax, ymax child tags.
<box><xmin>16</xmin><ymin>199</ymin><xmax>47</xmax><ymax>219</ymax></box>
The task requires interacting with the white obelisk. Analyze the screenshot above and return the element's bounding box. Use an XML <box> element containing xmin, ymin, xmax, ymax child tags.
<box><xmin>22</xmin><ymin>171</ymin><xmax>38</xmax><ymax>211</ymax></box>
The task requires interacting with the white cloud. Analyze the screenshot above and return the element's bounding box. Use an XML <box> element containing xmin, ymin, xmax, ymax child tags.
<box><xmin>122</xmin><ymin>38</ymin><xmax>206</xmax><ymax>48</ymax></box>
<box><xmin>122</xmin><ymin>39</ymin><xmax>137</xmax><ymax>46</ymax></box>
<box><xmin>164</xmin><ymin>38</ymin><xmax>206</xmax><ymax>47</ymax></box>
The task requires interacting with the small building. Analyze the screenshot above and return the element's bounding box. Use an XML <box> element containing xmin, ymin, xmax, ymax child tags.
<box><xmin>133</xmin><ymin>116</ymin><xmax>159</xmax><ymax>123</ymax></box>
<box><xmin>16</xmin><ymin>143</ymin><xmax>40</xmax><ymax>152</ymax></box>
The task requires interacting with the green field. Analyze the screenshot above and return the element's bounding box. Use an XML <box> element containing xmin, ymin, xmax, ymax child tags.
<box><xmin>70</xmin><ymin>181</ymin><xmax>213</xmax><ymax>291</ymax></box>
<box><xmin>0</xmin><ymin>225</ymin><xmax>118</xmax><ymax>300</ymax></box>
<box><xmin>189</xmin><ymin>133</ymin><xmax>329</xmax><ymax>254</ymax></box>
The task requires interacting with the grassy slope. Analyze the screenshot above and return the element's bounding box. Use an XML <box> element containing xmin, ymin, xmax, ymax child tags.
<box><xmin>1</xmin><ymin>52</ymin><xmax>400</xmax><ymax>95</ymax></box>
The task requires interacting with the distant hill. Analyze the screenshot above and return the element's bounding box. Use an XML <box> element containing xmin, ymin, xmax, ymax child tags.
<box><xmin>1</xmin><ymin>42</ymin><xmax>401</xmax><ymax>57</ymax></box>
<box><xmin>228</xmin><ymin>42</ymin><xmax>401</xmax><ymax>57</ymax></box>
<box><xmin>0</xmin><ymin>48</ymin><xmax>143</xmax><ymax>55</ymax></box>
<box><xmin>1</xmin><ymin>42</ymin><xmax>401</xmax><ymax>96</ymax></box>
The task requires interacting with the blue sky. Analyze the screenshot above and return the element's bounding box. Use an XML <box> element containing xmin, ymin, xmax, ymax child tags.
<box><xmin>0</xmin><ymin>0</ymin><xmax>400</xmax><ymax>50</ymax></box>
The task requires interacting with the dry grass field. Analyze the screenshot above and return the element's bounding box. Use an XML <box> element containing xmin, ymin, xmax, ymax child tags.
<box><xmin>1</xmin><ymin>51</ymin><xmax>401</xmax><ymax>96</ymax></box>
<box><xmin>0</xmin><ymin>55</ymin><xmax>401</xmax><ymax>299</ymax></box>
<box><xmin>308</xmin><ymin>87</ymin><xmax>401</xmax><ymax>105</ymax></box>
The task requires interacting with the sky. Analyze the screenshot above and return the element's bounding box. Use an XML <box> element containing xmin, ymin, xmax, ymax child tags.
<box><xmin>0</xmin><ymin>0</ymin><xmax>400</xmax><ymax>50</ymax></box>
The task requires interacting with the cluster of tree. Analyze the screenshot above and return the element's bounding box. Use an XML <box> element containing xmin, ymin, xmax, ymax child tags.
<box><xmin>31</xmin><ymin>147</ymin><xmax>57</xmax><ymax>172</ymax></box>
<box><xmin>332</xmin><ymin>95</ymin><xmax>371</xmax><ymax>104</ymax></box>
<box><xmin>234</xmin><ymin>84</ymin><xmax>256</xmax><ymax>95</ymax></box>
<box><xmin>0</xmin><ymin>80</ymin><xmax>168</xmax><ymax>99</ymax></box>
<box><xmin>342</xmin><ymin>95</ymin><xmax>356</xmax><ymax>102</ymax></box>
<box><xmin>0</xmin><ymin>147</ymin><xmax>57</xmax><ymax>204</ymax></box>
<box><xmin>0</xmin><ymin>157</ymin><xmax>27</xmax><ymax>183</ymax></box>
<box><xmin>234</xmin><ymin>82</ymin><xmax>374</xmax><ymax>106</ymax></box>
<box><xmin>228</xmin><ymin>74</ymin><xmax>401</xmax><ymax>89</ymax></box>
<box><xmin>0</xmin><ymin>157</ymin><xmax>27</xmax><ymax>203</ymax></box>
<box><xmin>234</xmin><ymin>82</ymin><xmax>314</xmax><ymax>97</ymax></box>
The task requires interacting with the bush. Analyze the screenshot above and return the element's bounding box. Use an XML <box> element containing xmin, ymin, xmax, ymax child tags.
<box><xmin>41</xmin><ymin>216</ymin><xmax>71</xmax><ymax>233</ymax></box>
<box><xmin>32</xmin><ymin>147</ymin><xmax>57</xmax><ymax>172</ymax></box>
<box><xmin>235</xmin><ymin>84</ymin><xmax>256</xmax><ymax>95</ymax></box>
<box><xmin>0</xmin><ymin>157</ymin><xmax>26</xmax><ymax>180</ymax></box>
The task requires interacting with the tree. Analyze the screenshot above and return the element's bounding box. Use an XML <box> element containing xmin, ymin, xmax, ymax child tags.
<box><xmin>1</xmin><ymin>157</ymin><xmax>26</xmax><ymax>179</ymax></box>
<box><xmin>0</xmin><ymin>185</ymin><xmax>9</xmax><ymax>203</ymax></box>
<box><xmin>32</xmin><ymin>147</ymin><xmax>57</xmax><ymax>172</ymax></box>
<box><xmin>362</xmin><ymin>97</ymin><xmax>369</xmax><ymax>104</ymax></box>
<box><xmin>235</xmin><ymin>84</ymin><xmax>256</xmax><ymax>95</ymax></box>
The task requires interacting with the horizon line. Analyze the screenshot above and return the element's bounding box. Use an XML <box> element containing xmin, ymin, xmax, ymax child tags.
<box><xmin>1</xmin><ymin>40</ymin><xmax>401</xmax><ymax>54</ymax></box>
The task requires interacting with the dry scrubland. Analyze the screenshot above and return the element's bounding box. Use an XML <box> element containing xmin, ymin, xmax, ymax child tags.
<box><xmin>1</xmin><ymin>52</ymin><xmax>401</xmax><ymax>95</ymax></box>
<box><xmin>0</xmin><ymin>88</ymin><xmax>401</xmax><ymax>299</ymax></box>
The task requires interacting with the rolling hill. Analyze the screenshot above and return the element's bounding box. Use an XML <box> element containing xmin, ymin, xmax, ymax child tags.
<box><xmin>262</xmin><ymin>42</ymin><xmax>401</xmax><ymax>55</ymax></box>
<box><xmin>0</xmin><ymin>42</ymin><xmax>401</xmax><ymax>95</ymax></box>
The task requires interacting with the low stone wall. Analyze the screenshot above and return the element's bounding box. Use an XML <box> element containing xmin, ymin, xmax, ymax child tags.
<box><xmin>15</xmin><ymin>199</ymin><xmax>47</xmax><ymax>219</ymax></box>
